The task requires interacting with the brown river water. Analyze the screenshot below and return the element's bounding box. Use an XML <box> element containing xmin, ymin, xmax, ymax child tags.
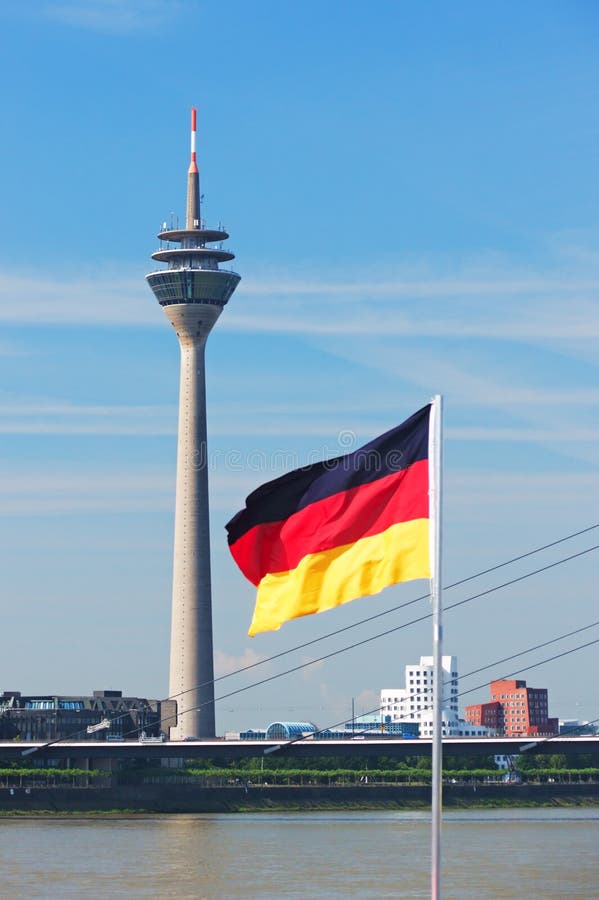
<box><xmin>0</xmin><ymin>808</ymin><xmax>597</xmax><ymax>898</ymax></box>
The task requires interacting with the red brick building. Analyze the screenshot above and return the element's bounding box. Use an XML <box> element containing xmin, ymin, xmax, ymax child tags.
<box><xmin>465</xmin><ymin>678</ymin><xmax>558</xmax><ymax>737</ymax></box>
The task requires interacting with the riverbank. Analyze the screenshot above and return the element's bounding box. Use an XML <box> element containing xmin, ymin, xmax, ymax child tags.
<box><xmin>1</xmin><ymin>782</ymin><xmax>599</xmax><ymax>814</ymax></box>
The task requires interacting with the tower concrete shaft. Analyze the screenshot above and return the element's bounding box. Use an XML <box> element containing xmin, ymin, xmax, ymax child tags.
<box><xmin>146</xmin><ymin>109</ymin><xmax>240</xmax><ymax>739</ymax></box>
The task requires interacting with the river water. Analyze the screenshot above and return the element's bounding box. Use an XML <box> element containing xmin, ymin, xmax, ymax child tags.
<box><xmin>0</xmin><ymin>809</ymin><xmax>597</xmax><ymax>898</ymax></box>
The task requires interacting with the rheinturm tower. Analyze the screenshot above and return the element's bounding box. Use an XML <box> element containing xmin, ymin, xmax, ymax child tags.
<box><xmin>146</xmin><ymin>109</ymin><xmax>240</xmax><ymax>739</ymax></box>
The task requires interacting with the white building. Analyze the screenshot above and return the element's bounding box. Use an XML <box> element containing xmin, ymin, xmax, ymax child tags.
<box><xmin>381</xmin><ymin>655</ymin><xmax>488</xmax><ymax>738</ymax></box>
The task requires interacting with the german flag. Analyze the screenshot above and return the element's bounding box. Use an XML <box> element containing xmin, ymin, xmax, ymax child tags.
<box><xmin>226</xmin><ymin>404</ymin><xmax>431</xmax><ymax>636</ymax></box>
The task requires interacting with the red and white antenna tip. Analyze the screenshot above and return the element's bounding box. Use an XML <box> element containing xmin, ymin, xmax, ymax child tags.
<box><xmin>189</xmin><ymin>107</ymin><xmax>198</xmax><ymax>173</ymax></box>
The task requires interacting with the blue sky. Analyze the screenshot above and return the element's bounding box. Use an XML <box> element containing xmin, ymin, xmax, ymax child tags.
<box><xmin>1</xmin><ymin>1</ymin><xmax>598</xmax><ymax>732</ymax></box>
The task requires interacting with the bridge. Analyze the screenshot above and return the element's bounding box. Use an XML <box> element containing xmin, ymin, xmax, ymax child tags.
<box><xmin>1</xmin><ymin>735</ymin><xmax>597</xmax><ymax>765</ymax></box>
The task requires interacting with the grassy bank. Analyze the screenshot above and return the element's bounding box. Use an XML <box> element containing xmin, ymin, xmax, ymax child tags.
<box><xmin>1</xmin><ymin>782</ymin><xmax>599</xmax><ymax>814</ymax></box>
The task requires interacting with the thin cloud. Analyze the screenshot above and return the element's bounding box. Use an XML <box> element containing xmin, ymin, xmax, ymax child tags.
<box><xmin>354</xmin><ymin>689</ymin><xmax>381</xmax><ymax>716</ymax></box>
<box><xmin>224</xmin><ymin>300</ymin><xmax>599</xmax><ymax>341</ymax></box>
<box><xmin>447</xmin><ymin>471</ymin><xmax>599</xmax><ymax>509</ymax></box>
<box><xmin>4</xmin><ymin>395</ymin><xmax>599</xmax><ymax>442</ymax></box>
<box><xmin>44</xmin><ymin>0</ymin><xmax>183</xmax><ymax>34</ymax></box>
<box><xmin>0</xmin><ymin>422</ymin><xmax>175</xmax><ymax>436</ymax></box>
<box><xmin>1</xmin><ymin>261</ymin><xmax>598</xmax><ymax>341</ymax></box>
<box><xmin>448</xmin><ymin>426</ymin><xmax>599</xmax><ymax>443</ymax></box>
<box><xmin>0</xmin><ymin>402</ymin><xmax>174</xmax><ymax>416</ymax></box>
<box><xmin>0</xmin><ymin>271</ymin><xmax>158</xmax><ymax>326</ymax></box>
<box><xmin>226</xmin><ymin>316</ymin><xmax>599</xmax><ymax>341</ymax></box>
<box><xmin>242</xmin><ymin>276</ymin><xmax>599</xmax><ymax>298</ymax></box>
<box><xmin>0</xmin><ymin>400</ymin><xmax>177</xmax><ymax>436</ymax></box>
<box><xmin>0</xmin><ymin>469</ymin><xmax>174</xmax><ymax>515</ymax></box>
<box><xmin>214</xmin><ymin>648</ymin><xmax>270</xmax><ymax>679</ymax></box>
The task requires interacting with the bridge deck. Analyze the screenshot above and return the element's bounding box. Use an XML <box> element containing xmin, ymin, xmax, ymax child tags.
<box><xmin>0</xmin><ymin>735</ymin><xmax>597</xmax><ymax>763</ymax></box>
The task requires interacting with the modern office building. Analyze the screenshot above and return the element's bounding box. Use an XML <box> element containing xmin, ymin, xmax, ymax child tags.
<box><xmin>465</xmin><ymin>678</ymin><xmax>558</xmax><ymax>737</ymax></box>
<box><xmin>146</xmin><ymin>109</ymin><xmax>241</xmax><ymax>739</ymax></box>
<box><xmin>380</xmin><ymin>655</ymin><xmax>488</xmax><ymax>738</ymax></box>
<box><xmin>381</xmin><ymin>655</ymin><xmax>459</xmax><ymax>737</ymax></box>
<box><xmin>0</xmin><ymin>690</ymin><xmax>176</xmax><ymax>742</ymax></box>
<box><xmin>465</xmin><ymin>700</ymin><xmax>502</xmax><ymax>734</ymax></box>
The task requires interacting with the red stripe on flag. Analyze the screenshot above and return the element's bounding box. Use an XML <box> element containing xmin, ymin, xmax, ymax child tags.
<box><xmin>230</xmin><ymin>458</ymin><xmax>428</xmax><ymax>586</ymax></box>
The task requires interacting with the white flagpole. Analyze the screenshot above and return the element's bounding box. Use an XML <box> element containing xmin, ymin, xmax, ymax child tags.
<box><xmin>429</xmin><ymin>394</ymin><xmax>443</xmax><ymax>900</ymax></box>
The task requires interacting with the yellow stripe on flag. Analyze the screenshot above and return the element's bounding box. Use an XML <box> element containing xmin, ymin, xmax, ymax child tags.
<box><xmin>249</xmin><ymin>517</ymin><xmax>430</xmax><ymax>636</ymax></box>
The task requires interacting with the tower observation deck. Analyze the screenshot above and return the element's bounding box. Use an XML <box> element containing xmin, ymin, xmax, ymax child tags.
<box><xmin>146</xmin><ymin>109</ymin><xmax>241</xmax><ymax>739</ymax></box>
